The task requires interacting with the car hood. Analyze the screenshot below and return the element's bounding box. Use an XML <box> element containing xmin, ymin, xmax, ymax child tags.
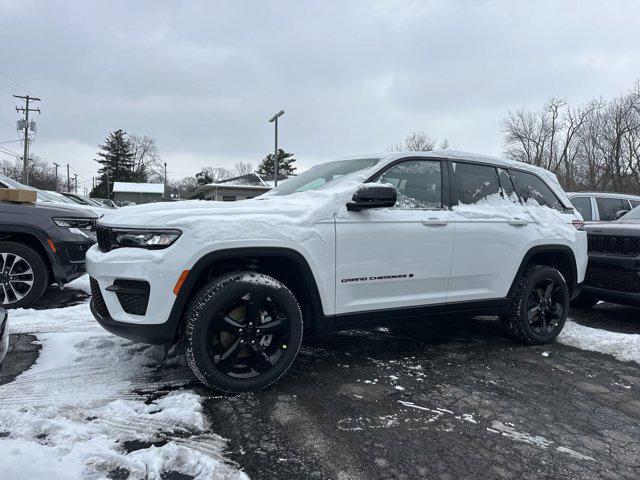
<box><xmin>587</xmin><ymin>221</ymin><xmax>640</xmax><ymax>236</ymax></box>
<box><xmin>98</xmin><ymin>181</ymin><xmax>365</xmax><ymax>243</ymax></box>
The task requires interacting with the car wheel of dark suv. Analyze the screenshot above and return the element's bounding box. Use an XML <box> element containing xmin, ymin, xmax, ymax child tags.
<box><xmin>503</xmin><ymin>265</ymin><xmax>569</xmax><ymax>345</ymax></box>
<box><xmin>0</xmin><ymin>242</ymin><xmax>49</xmax><ymax>309</ymax></box>
<box><xmin>184</xmin><ymin>271</ymin><xmax>303</xmax><ymax>392</ymax></box>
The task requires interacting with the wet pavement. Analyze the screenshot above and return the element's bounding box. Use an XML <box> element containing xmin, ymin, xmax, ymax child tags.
<box><xmin>3</xmin><ymin>286</ymin><xmax>640</xmax><ymax>479</ymax></box>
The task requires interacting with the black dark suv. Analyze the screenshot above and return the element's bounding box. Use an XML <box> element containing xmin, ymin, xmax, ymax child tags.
<box><xmin>572</xmin><ymin>206</ymin><xmax>640</xmax><ymax>308</ymax></box>
<box><xmin>0</xmin><ymin>201</ymin><xmax>96</xmax><ymax>308</ymax></box>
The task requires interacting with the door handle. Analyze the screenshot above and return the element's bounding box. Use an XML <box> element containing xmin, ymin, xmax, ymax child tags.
<box><xmin>421</xmin><ymin>219</ymin><xmax>448</xmax><ymax>227</ymax></box>
<box><xmin>508</xmin><ymin>218</ymin><xmax>528</xmax><ymax>227</ymax></box>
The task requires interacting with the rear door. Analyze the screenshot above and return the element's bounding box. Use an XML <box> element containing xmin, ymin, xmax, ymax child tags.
<box><xmin>447</xmin><ymin>163</ymin><xmax>533</xmax><ymax>302</ymax></box>
<box><xmin>595</xmin><ymin>197</ymin><xmax>630</xmax><ymax>221</ymax></box>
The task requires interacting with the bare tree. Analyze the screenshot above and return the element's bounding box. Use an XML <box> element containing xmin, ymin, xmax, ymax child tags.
<box><xmin>389</xmin><ymin>131</ymin><xmax>448</xmax><ymax>152</ymax></box>
<box><xmin>231</xmin><ymin>161</ymin><xmax>254</xmax><ymax>177</ymax></box>
<box><xmin>130</xmin><ymin>134</ymin><xmax>163</xmax><ymax>183</ymax></box>
<box><xmin>0</xmin><ymin>155</ymin><xmax>57</xmax><ymax>190</ymax></box>
<box><xmin>503</xmin><ymin>81</ymin><xmax>640</xmax><ymax>194</ymax></box>
<box><xmin>195</xmin><ymin>167</ymin><xmax>232</xmax><ymax>186</ymax></box>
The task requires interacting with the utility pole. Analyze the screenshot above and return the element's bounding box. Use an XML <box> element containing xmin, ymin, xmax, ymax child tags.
<box><xmin>74</xmin><ymin>174</ymin><xmax>78</xmax><ymax>193</ymax></box>
<box><xmin>66</xmin><ymin>164</ymin><xmax>70</xmax><ymax>193</ymax></box>
<box><xmin>53</xmin><ymin>162</ymin><xmax>60</xmax><ymax>191</ymax></box>
<box><xmin>268</xmin><ymin>110</ymin><xmax>285</xmax><ymax>187</ymax></box>
<box><xmin>14</xmin><ymin>95</ymin><xmax>41</xmax><ymax>185</ymax></box>
<box><xmin>92</xmin><ymin>177</ymin><xmax>95</xmax><ymax>189</ymax></box>
<box><xmin>164</xmin><ymin>162</ymin><xmax>167</xmax><ymax>198</ymax></box>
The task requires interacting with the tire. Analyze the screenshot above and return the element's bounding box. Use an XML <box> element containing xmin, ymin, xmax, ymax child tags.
<box><xmin>0</xmin><ymin>241</ymin><xmax>49</xmax><ymax>309</ymax></box>
<box><xmin>185</xmin><ymin>271</ymin><xmax>303</xmax><ymax>393</ymax></box>
<box><xmin>503</xmin><ymin>265</ymin><xmax>569</xmax><ymax>345</ymax></box>
<box><xmin>570</xmin><ymin>292</ymin><xmax>599</xmax><ymax>310</ymax></box>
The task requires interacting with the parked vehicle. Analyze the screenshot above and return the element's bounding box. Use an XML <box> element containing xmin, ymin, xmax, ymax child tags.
<box><xmin>0</xmin><ymin>200</ymin><xmax>96</xmax><ymax>308</ymax></box>
<box><xmin>87</xmin><ymin>151</ymin><xmax>587</xmax><ymax>392</ymax></box>
<box><xmin>571</xmin><ymin>206</ymin><xmax>640</xmax><ymax>308</ymax></box>
<box><xmin>62</xmin><ymin>192</ymin><xmax>108</xmax><ymax>208</ymax></box>
<box><xmin>567</xmin><ymin>192</ymin><xmax>640</xmax><ymax>222</ymax></box>
<box><xmin>0</xmin><ymin>308</ymin><xmax>7</xmax><ymax>370</ymax></box>
<box><xmin>90</xmin><ymin>198</ymin><xmax>118</xmax><ymax>209</ymax></box>
<box><xmin>0</xmin><ymin>174</ymin><xmax>110</xmax><ymax>217</ymax></box>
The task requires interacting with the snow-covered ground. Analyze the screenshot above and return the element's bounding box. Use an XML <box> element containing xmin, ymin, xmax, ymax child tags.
<box><xmin>0</xmin><ymin>276</ymin><xmax>248</xmax><ymax>480</ymax></box>
<box><xmin>559</xmin><ymin>319</ymin><xmax>640</xmax><ymax>364</ymax></box>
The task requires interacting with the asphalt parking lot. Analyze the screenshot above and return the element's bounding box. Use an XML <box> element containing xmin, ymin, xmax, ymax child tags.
<box><xmin>2</xmin><ymin>286</ymin><xmax>640</xmax><ymax>479</ymax></box>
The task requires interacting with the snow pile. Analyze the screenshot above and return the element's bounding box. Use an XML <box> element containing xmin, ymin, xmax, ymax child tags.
<box><xmin>559</xmin><ymin>320</ymin><xmax>640</xmax><ymax>364</ymax></box>
<box><xmin>0</xmin><ymin>299</ymin><xmax>247</xmax><ymax>480</ymax></box>
<box><xmin>452</xmin><ymin>193</ymin><xmax>577</xmax><ymax>241</ymax></box>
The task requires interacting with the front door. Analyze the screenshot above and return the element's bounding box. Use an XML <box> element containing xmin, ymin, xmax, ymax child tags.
<box><xmin>335</xmin><ymin>158</ymin><xmax>454</xmax><ymax>315</ymax></box>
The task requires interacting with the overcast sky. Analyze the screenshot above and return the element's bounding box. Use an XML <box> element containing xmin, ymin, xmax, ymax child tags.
<box><xmin>1</xmin><ymin>0</ymin><xmax>639</xmax><ymax>192</ymax></box>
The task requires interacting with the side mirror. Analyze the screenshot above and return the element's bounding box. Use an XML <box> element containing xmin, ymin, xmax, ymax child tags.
<box><xmin>615</xmin><ymin>209</ymin><xmax>630</xmax><ymax>220</ymax></box>
<box><xmin>347</xmin><ymin>184</ymin><xmax>397</xmax><ymax>211</ymax></box>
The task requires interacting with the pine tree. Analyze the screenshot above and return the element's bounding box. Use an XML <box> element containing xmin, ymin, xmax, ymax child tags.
<box><xmin>92</xmin><ymin>130</ymin><xmax>134</xmax><ymax>197</ymax></box>
<box><xmin>256</xmin><ymin>149</ymin><xmax>297</xmax><ymax>176</ymax></box>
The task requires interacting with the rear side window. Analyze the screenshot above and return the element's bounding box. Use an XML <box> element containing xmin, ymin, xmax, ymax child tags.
<box><xmin>571</xmin><ymin>197</ymin><xmax>593</xmax><ymax>221</ymax></box>
<box><xmin>510</xmin><ymin>170</ymin><xmax>564</xmax><ymax>211</ymax></box>
<box><xmin>452</xmin><ymin>162</ymin><xmax>500</xmax><ymax>204</ymax></box>
<box><xmin>596</xmin><ymin>197</ymin><xmax>628</xmax><ymax>221</ymax></box>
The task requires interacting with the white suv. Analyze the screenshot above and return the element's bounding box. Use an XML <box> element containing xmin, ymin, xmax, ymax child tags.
<box><xmin>87</xmin><ymin>151</ymin><xmax>588</xmax><ymax>392</ymax></box>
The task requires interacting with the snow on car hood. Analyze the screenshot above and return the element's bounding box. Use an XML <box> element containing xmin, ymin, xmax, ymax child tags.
<box><xmin>99</xmin><ymin>178</ymin><xmax>366</xmax><ymax>243</ymax></box>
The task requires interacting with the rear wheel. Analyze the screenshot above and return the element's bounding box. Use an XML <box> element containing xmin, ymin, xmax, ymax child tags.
<box><xmin>570</xmin><ymin>292</ymin><xmax>599</xmax><ymax>310</ymax></box>
<box><xmin>0</xmin><ymin>242</ymin><xmax>48</xmax><ymax>309</ymax></box>
<box><xmin>185</xmin><ymin>271</ymin><xmax>303</xmax><ymax>392</ymax></box>
<box><xmin>503</xmin><ymin>265</ymin><xmax>569</xmax><ymax>345</ymax></box>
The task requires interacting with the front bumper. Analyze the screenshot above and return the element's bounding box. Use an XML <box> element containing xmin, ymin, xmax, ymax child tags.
<box><xmin>86</xmin><ymin>244</ymin><xmax>189</xmax><ymax>343</ymax></box>
<box><xmin>90</xmin><ymin>289</ymin><xmax>177</xmax><ymax>344</ymax></box>
<box><xmin>51</xmin><ymin>238</ymin><xmax>95</xmax><ymax>284</ymax></box>
<box><xmin>0</xmin><ymin>308</ymin><xmax>8</xmax><ymax>369</ymax></box>
<box><xmin>582</xmin><ymin>254</ymin><xmax>640</xmax><ymax>305</ymax></box>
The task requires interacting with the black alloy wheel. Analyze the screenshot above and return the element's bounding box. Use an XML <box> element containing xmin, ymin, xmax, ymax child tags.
<box><xmin>208</xmin><ymin>291</ymin><xmax>291</xmax><ymax>379</ymax></box>
<box><xmin>526</xmin><ymin>277</ymin><xmax>565</xmax><ymax>336</ymax></box>
<box><xmin>185</xmin><ymin>271</ymin><xmax>303</xmax><ymax>392</ymax></box>
<box><xmin>503</xmin><ymin>265</ymin><xmax>569</xmax><ymax>345</ymax></box>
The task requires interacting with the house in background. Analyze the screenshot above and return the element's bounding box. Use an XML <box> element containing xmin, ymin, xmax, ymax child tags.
<box><xmin>189</xmin><ymin>172</ymin><xmax>288</xmax><ymax>201</ymax></box>
<box><xmin>112</xmin><ymin>182</ymin><xmax>165</xmax><ymax>205</ymax></box>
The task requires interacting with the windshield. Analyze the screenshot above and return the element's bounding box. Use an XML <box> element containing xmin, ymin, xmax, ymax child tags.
<box><xmin>270</xmin><ymin>158</ymin><xmax>379</xmax><ymax>196</ymax></box>
<box><xmin>620</xmin><ymin>206</ymin><xmax>640</xmax><ymax>220</ymax></box>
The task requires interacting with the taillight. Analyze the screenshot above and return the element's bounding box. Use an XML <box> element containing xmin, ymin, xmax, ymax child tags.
<box><xmin>572</xmin><ymin>220</ymin><xmax>585</xmax><ymax>231</ymax></box>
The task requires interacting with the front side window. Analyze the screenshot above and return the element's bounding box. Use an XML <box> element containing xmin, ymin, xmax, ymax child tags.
<box><xmin>570</xmin><ymin>197</ymin><xmax>593</xmax><ymax>221</ymax></box>
<box><xmin>371</xmin><ymin>160</ymin><xmax>442</xmax><ymax>209</ymax></box>
<box><xmin>510</xmin><ymin>170</ymin><xmax>564</xmax><ymax>211</ymax></box>
<box><xmin>596</xmin><ymin>197</ymin><xmax>628</xmax><ymax>221</ymax></box>
<box><xmin>452</xmin><ymin>162</ymin><xmax>500</xmax><ymax>204</ymax></box>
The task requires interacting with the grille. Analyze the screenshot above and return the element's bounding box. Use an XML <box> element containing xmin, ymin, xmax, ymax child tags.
<box><xmin>588</xmin><ymin>234</ymin><xmax>640</xmax><ymax>256</ymax></box>
<box><xmin>96</xmin><ymin>225</ymin><xmax>115</xmax><ymax>252</ymax></box>
<box><xmin>585</xmin><ymin>267</ymin><xmax>640</xmax><ymax>293</ymax></box>
<box><xmin>90</xmin><ymin>277</ymin><xmax>110</xmax><ymax>318</ymax></box>
<box><xmin>113</xmin><ymin>279</ymin><xmax>150</xmax><ymax>316</ymax></box>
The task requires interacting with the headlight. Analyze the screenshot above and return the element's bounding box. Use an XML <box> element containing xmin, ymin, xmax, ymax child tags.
<box><xmin>53</xmin><ymin>217</ymin><xmax>94</xmax><ymax>229</ymax></box>
<box><xmin>112</xmin><ymin>229</ymin><xmax>181</xmax><ymax>249</ymax></box>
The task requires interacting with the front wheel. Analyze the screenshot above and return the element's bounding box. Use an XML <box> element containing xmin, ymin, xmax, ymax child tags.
<box><xmin>185</xmin><ymin>272</ymin><xmax>303</xmax><ymax>392</ymax></box>
<box><xmin>503</xmin><ymin>265</ymin><xmax>569</xmax><ymax>345</ymax></box>
<box><xmin>0</xmin><ymin>242</ymin><xmax>49</xmax><ymax>309</ymax></box>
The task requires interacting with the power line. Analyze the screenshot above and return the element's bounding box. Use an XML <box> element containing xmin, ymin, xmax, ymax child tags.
<box><xmin>0</xmin><ymin>69</ymin><xmax>27</xmax><ymax>93</ymax></box>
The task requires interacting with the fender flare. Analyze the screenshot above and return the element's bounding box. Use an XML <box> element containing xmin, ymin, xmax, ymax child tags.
<box><xmin>0</xmin><ymin>224</ymin><xmax>56</xmax><ymax>265</ymax></box>
<box><xmin>166</xmin><ymin>246</ymin><xmax>327</xmax><ymax>341</ymax></box>
<box><xmin>507</xmin><ymin>244</ymin><xmax>579</xmax><ymax>298</ymax></box>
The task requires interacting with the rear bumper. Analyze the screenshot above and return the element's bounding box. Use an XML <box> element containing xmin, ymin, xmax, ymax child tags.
<box><xmin>0</xmin><ymin>309</ymin><xmax>8</xmax><ymax>369</ymax></box>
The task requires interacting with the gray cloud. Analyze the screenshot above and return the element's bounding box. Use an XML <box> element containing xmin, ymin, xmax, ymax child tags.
<box><xmin>1</xmin><ymin>0</ymin><xmax>639</xmax><ymax>190</ymax></box>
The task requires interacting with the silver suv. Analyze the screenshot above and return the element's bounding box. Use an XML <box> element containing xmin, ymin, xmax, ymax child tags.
<box><xmin>568</xmin><ymin>192</ymin><xmax>640</xmax><ymax>222</ymax></box>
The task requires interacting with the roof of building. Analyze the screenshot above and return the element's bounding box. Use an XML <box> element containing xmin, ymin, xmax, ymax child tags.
<box><xmin>112</xmin><ymin>182</ymin><xmax>165</xmax><ymax>194</ymax></box>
